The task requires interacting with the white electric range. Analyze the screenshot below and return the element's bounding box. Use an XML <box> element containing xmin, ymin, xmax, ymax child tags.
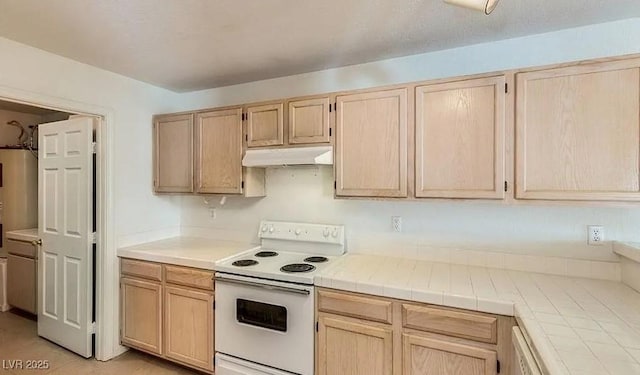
<box><xmin>214</xmin><ymin>221</ymin><xmax>345</xmax><ymax>375</ymax></box>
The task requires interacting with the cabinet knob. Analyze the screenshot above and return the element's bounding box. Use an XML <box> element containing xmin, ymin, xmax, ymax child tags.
<box><xmin>32</xmin><ymin>239</ymin><xmax>42</xmax><ymax>246</ymax></box>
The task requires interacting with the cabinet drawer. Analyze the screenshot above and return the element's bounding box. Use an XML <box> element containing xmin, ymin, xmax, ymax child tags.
<box><xmin>318</xmin><ymin>289</ymin><xmax>393</xmax><ymax>324</ymax></box>
<box><xmin>164</xmin><ymin>265</ymin><xmax>214</xmax><ymax>291</ymax></box>
<box><xmin>6</xmin><ymin>239</ymin><xmax>36</xmax><ymax>258</ymax></box>
<box><xmin>121</xmin><ymin>259</ymin><xmax>162</xmax><ymax>281</ymax></box>
<box><xmin>402</xmin><ymin>304</ymin><xmax>497</xmax><ymax>344</ymax></box>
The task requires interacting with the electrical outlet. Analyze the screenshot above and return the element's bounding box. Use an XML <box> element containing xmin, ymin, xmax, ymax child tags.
<box><xmin>392</xmin><ymin>216</ymin><xmax>402</xmax><ymax>232</ymax></box>
<box><xmin>588</xmin><ymin>225</ymin><xmax>604</xmax><ymax>245</ymax></box>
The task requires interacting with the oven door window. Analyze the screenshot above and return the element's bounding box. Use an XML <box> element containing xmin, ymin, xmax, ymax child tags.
<box><xmin>236</xmin><ymin>299</ymin><xmax>287</xmax><ymax>332</ymax></box>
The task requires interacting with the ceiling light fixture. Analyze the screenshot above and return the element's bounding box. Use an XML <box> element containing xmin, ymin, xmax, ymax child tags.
<box><xmin>444</xmin><ymin>0</ymin><xmax>500</xmax><ymax>15</ymax></box>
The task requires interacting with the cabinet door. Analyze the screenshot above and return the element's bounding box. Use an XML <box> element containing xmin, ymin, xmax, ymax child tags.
<box><xmin>195</xmin><ymin>108</ymin><xmax>243</xmax><ymax>194</ymax></box>
<box><xmin>416</xmin><ymin>76</ymin><xmax>505</xmax><ymax>199</ymax></box>
<box><xmin>516</xmin><ymin>59</ymin><xmax>640</xmax><ymax>201</ymax></box>
<box><xmin>120</xmin><ymin>277</ymin><xmax>162</xmax><ymax>355</ymax></box>
<box><xmin>7</xmin><ymin>254</ymin><xmax>36</xmax><ymax>314</ymax></box>
<box><xmin>288</xmin><ymin>97</ymin><xmax>331</xmax><ymax>144</ymax></box>
<box><xmin>153</xmin><ymin>113</ymin><xmax>194</xmax><ymax>193</ymax></box>
<box><xmin>336</xmin><ymin>89</ymin><xmax>408</xmax><ymax>197</ymax></box>
<box><xmin>317</xmin><ymin>314</ymin><xmax>393</xmax><ymax>375</ymax></box>
<box><xmin>246</xmin><ymin>103</ymin><xmax>284</xmax><ymax>147</ymax></box>
<box><xmin>403</xmin><ymin>333</ymin><xmax>497</xmax><ymax>375</ymax></box>
<box><xmin>164</xmin><ymin>286</ymin><xmax>214</xmax><ymax>372</ymax></box>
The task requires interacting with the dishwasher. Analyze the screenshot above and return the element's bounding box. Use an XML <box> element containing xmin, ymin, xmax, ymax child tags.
<box><xmin>512</xmin><ymin>327</ymin><xmax>543</xmax><ymax>375</ymax></box>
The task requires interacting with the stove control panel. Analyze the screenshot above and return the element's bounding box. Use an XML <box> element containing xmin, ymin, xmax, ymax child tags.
<box><xmin>258</xmin><ymin>221</ymin><xmax>344</xmax><ymax>245</ymax></box>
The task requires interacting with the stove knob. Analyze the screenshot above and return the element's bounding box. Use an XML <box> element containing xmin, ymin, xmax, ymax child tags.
<box><xmin>331</xmin><ymin>228</ymin><xmax>339</xmax><ymax>238</ymax></box>
<box><xmin>323</xmin><ymin>228</ymin><xmax>330</xmax><ymax>237</ymax></box>
<box><xmin>295</xmin><ymin>228</ymin><xmax>301</xmax><ymax>236</ymax></box>
<box><xmin>269</xmin><ymin>225</ymin><xmax>275</xmax><ymax>233</ymax></box>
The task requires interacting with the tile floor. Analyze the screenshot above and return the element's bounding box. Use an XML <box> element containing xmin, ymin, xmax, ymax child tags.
<box><xmin>0</xmin><ymin>310</ymin><xmax>199</xmax><ymax>374</ymax></box>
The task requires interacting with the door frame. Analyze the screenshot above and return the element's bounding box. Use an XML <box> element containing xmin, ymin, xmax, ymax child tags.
<box><xmin>0</xmin><ymin>85</ymin><xmax>117</xmax><ymax>361</ymax></box>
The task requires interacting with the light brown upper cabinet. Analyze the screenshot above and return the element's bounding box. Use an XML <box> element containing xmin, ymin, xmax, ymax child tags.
<box><xmin>516</xmin><ymin>59</ymin><xmax>640</xmax><ymax>201</ymax></box>
<box><xmin>153</xmin><ymin>114</ymin><xmax>194</xmax><ymax>193</ymax></box>
<box><xmin>415</xmin><ymin>76</ymin><xmax>506</xmax><ymax>199</ymax></box>
<box><xmin>336</xmin><ymin>88</ymin><xmax>408</xmax><ymax>197</ymax></box>
<box><xmin>246</xmin><ymin>102</ymin><xmax>284</xmax><ymax>147</ymax></box>
<box><xmin>288</xmin><ymin>96</ymin><xmax>331</xmax><ymax>144</ymax></box>
<box><xmin>195</xmin><ymin>108</ymin><xmax>243</xmax><ymax>194</ymax></box>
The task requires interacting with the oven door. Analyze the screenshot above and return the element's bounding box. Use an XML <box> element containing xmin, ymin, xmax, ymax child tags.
<box><xmin>215</xmin><ymin>272</ymin><xmax>314</xmax><ymax>375</ymax></box>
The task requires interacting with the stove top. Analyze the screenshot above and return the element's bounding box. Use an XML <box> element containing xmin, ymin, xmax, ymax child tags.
<box><xmin>281</xmin><ymin>263</ymin><xmax>316</xmax><ymax>273</ymax></box>
<box><xmin>304</xmin><ymin>256</ymin><xmax>328</xmax><ymax>263</ymax></box>
<box><xmin>255</xmin><ymin>251</ymin><xmax>278</xmax><ymax>258</ymax></box>
<box><xmin>215</xmin><ymin>220</ymin><xmax>345</xmax><ymax>285</ymax></box>
<box><xmin>231</xmin><ymin>259</ymin><xmax>259</xmax><ymax>267</ymax></box>
<box><xmin>216</xmin><ymin>247</ymin><xmax>338</xmax><ymax>284</ymax></box>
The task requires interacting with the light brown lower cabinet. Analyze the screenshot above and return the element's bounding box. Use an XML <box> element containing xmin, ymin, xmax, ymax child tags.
<box><xmin>120</xmin><ymin>258</ymin><xmax>214</xmax><ymax>374</ymax></box>
<box><xmin>403</xmin><ymin>333</ymin><xmax>497</xmax><ymax>375</ymax></box>
<box><xmin>164</xmin><ymin>286</ymin><xmax>214</xmax><ymax>371</ymax></box>
<box><xmin>317</xmin><ymin>314</ymin><xmax>394</xmax><ymax>375</ymax></box>
<box><xmin>317</xmin><ymin>288</ymin><xmax>513</xmax><ymax>375</ymax></box>
<box><xmin>120</xmin><ymin>277</ymin><xmax>163</xmax><ymax>355</ymax></box>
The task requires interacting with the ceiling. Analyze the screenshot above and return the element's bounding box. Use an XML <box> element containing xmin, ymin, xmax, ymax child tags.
<box><xmin>0</xmin><ymin>1</ymin><xmax>639</xmax><ymax>92</ymax></box>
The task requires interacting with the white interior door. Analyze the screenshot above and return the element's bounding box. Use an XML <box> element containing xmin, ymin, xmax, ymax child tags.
<box><xmin>38</xmin><ymin>116</ymin><xmax>95</xmax><ymax>358</ymax></box>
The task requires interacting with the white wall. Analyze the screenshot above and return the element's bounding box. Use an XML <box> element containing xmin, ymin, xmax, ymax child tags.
<box><xmin>0</xmin><ymin>36</ymin><xmax>184</xmax><ymax>246</ymax></box>
<box><xmin>179</xmin><ymin>18</ymin><xmax>640</xmax><ymax>262</ymax></box>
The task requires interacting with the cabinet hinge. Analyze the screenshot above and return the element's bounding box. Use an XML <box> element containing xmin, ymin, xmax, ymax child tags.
<box><xmin>245</xmin><ymin>134</ymin><xmax>248</xmax><ymax>142</ymax></box>
<box><xmin>497</xmin><ymin>360</ymin><xmax>501</xmax><ymax>373</ymax></box>
<box><xmin>504</xmin><ymin>83</ymin><xmax>508</xmax><ymax>93</ymax></box>
<box><xmin>329</xmin><ymin>128</ymin><xmax>332</xmax><ymax>137</ymax></box>
<box><xmin>504</xmin><ymin>181</ymin><xmax>508</xmax><ymax>192</ymax></box>
<box><xmin>241</xmin><ymin>181</ymin><xmax>245</xmax><ymax>189</ymax></box>
<box><xmin>213</xmin><ymin>301</ymin><xmax>216</xmax><ymax>310</ymax></box>
<box><xmin>329</xmin><ymin>104</ymin><xmax>332</xmax><ymax>113</ymax></box>
<box><xmin>91</xmin><ymin>232</ymin><xmax>97</xmax><ymax>244</ymax></box>
<box><xmin>89</xmin><ymin>321</ymin><xmax>96</xmax><ymax>334</ymax></box>
<box><xmin>242</xmin><ymin>113</ymin><xmax>246</xmax><ymax>121</ymax></box>
<box><xmin>91</xmin><ymin>141</ymin><xmax>97</xmax><ymax>154</ymax></box>
<box><xmin>334</xmin><ymin>103</ymin><xmax>337</xmax><ymax>112</ymax></box>
<box><xmin>334</xmin><ymin>181</ymin><xmax>337</xmax><ymax>189</ymax></box>
<box><xmin>315</xmin><ymin>321</ymin><xmax>319</xmax><ymax>332</ymax></box>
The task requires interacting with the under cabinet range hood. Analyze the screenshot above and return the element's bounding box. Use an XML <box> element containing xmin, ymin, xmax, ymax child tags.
<box><xmin>242</xmin><ymin>146</ymin><xmax>333</xmax><ymax>167</ymax></box>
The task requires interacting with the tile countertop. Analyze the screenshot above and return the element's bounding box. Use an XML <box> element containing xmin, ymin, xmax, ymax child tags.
<box><xmin>5</xmin><ymin>228</ymin><xmax>39</xmax><ymax>242</ymax></box>
<box><xmin>614</xmin><ymin>241</ymin><xmax>640</xmax><ymax>263</ymax></box>
<box><xmin>117</xmin><ymin>237</ymin><xmax>258</xmax><ymax>270</ymax></box>
<box><xmin>316</xmin><ymin>254</ymin><xmax>640</xmax><ymax>375</ymax></box>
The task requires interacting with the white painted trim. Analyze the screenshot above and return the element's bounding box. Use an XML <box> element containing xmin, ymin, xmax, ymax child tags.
<box><xmin>0</xmin><ymin>84</ymin><xmax>119</xmax><ymax>361</ymax></box>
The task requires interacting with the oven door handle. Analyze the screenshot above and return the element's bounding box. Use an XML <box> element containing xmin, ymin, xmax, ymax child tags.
<box><xmin>215</xmin><ymin>276</ymin><xmax>311</xmax><ymax>295</ymax></box>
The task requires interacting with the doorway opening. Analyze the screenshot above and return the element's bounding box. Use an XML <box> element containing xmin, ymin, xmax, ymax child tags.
<box><xmin>0</xmin><ymin>98</ymin><xmax>101</xmax><ymax>361</ymax></box>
